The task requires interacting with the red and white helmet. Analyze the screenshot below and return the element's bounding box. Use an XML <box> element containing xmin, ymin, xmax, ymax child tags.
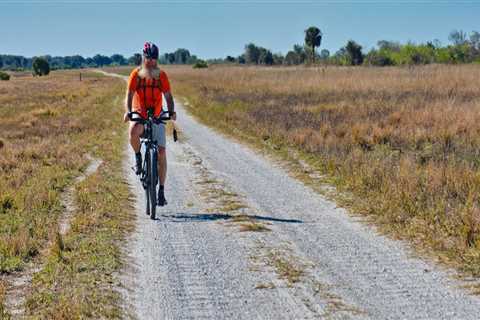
<box><xmin>143</xmin><ymin>42</ymin><xmax>159</xmax><ymax>59</ymax></box>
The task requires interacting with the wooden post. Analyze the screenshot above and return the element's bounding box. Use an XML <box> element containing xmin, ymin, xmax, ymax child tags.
<box><xmin>79</xmin><ymin>72</ymin><xmax>82</xmax><ymax>81</ymax></box>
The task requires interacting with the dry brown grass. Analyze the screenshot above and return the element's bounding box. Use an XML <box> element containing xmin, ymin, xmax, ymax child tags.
<box><xmin>267</xmin><ymin>250</ymin><xmax>305</xmax><ymax>286</ymax></box>
<box><xmin>0</xmin><ymin>70</ymin><xmax>131</xmax><ymax>317</ymax></box>
<box><xmin>144</xmin><ymin>64</ymin><xmax>480</xmax><ymax>278</ymax></box>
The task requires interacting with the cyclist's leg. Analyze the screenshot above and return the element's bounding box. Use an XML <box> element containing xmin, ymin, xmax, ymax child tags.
<box><xmin>158</xmin><ymin>147</ymin><xmax>166</xmax><ymax>185</ymax></box>
<box><xmin>154</xmin><ymin>123</ymin><xmax>167</xmax><ymax>186</ymax></box>
<box><xmin>129</xmin><ymin>122</ymin><xmax>144</xmax><ymax>153</ymax></box>
<box><xmin>153</xmin><ymin>123</ymin><xmax>167</xmax><ymax>205</ymax></box>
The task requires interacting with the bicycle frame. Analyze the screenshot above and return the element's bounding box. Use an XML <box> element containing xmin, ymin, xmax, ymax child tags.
<box><xmin>140</xmin><ymin>111</ymin><xmax>158</xmax><ymax>188</ymax></box>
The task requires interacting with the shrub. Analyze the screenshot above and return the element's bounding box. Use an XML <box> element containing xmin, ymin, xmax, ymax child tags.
<box><xmin>193</xmin><ymin>60</ymin><xmax>208</xmax><ymax>69</ymax></box>
<box><xmin>392</xmin><ymin>44</ymin><xmax>435</xmax><ymax>65</ymax></box>
<box><xmin>365</xmin><ymin>49</ymin><xmax>395</xmax><ymax>66</ymax></box>
<box><xmin>32</xmin><ymin>57</ymin><xmax>50</xmax><ymax>76</ymax></box>
<box><xmin>0</xmin><ymin>71</ymin><xmax>9</xmax><ymax>81</ymax></box>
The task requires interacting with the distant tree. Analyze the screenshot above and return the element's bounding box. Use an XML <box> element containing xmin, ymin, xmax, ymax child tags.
<box><xmin>331</xmin><ymin>47</ymin><xmax>348</xmax><ymax>65</ymax></box>
<box><xmin>432</xmin><ymin>39</ymin><xmax>442</xmax><ymax>49</ymax></box>
<box><xmin>320</xmin><ymin>49</ymin><xmax>330</xmax><ymax>60</ymax></box>
<box><xmin>259</xmin><ymin>48</ymin><xmax>273</xmax><ymax>65</ymax></box>
<box><xmin>225</xmin><ymin>55</ymin><xmax>236</xmax><ymax>63</ymax></box>
<box><xmin>48</xmin><ymin>56</ymin><xmax>64</xmax><ymax>69</ymax></box>
<box><xmin>187</xmin><ymin>55</ymin><xmax>199</xmax><ymax>64</ymax></box>
<box><xmin>292</xmin><ymin>44</ymin><xmax>307</xmax><ymax>63</ymax></box>
<box><xmin>237</xmin><ymin>54</ymin><xmax>246</xmax><ymax>64</ymax></box>
<box><xmin>365</xmin><ymin>49</ymin><xmax>394</xmax><ymax>66</ymax></box>
<box><xmin>85</xmin><ymin>57</ymin><xmax>96</xmax><ymax>67</ymax></box>
<box><xmin>304</xmin><ymin>26</ymin><xmax>322</xmax><ymax>63</ymax></box>
<box><xmin>377</xmin><ymin>40</ymin><xmax>401</xmax><ymax>52</ymax></box>
<box><xmin>111</xmin><ymin>54</ymin><xmax>127</xmax><ymax>66</ymax></box>
<box><xmin>470</xmin><ymin>31</ymin><xmax>480</xmax><ymax>50</ymax></box>
<box><xmin>128</xmin><ymin>53</ymin><xmax>142</xmax><ymax>66</ymax></box>
<box><xmin>449</xmin><ymin>30</ymin><xmax>467</xmax><ymax>45</ymax></box>
<box><xmin>245</xmin><ymin>43</ymin><xmax>261</xmax><ymax>64</ymax></box>
<box><xmin>345</xmin><ymin>40</ymin><xmax>364</xmax><ymax>65</ymax></box>
<box><xmin>92</xmin><ymin>54</ymin><xmax>111</xmax><ymax>67</ymax></box>
<box><xmin>272</xmin><ymin>53</ymin><xmax>284</xmax><ymax>65</ymax></box>
<box><xmin>32</xmin><ymin>57</ymin><xmax>50</xmax><ymax>76</ymax></box>
<box><xmin>173</xmin><ymin>49</ymin><xmax>191</xmax><ymax>64</ymax></box>
<box><xmin>64</xmin><ymin>55</ymin><xmax>85</xmax><ymax>68</ymax></box>
<box><xmin>73</xmin><ymin>55</ymin><xmax>86</xmax><ymax>68</ymax></box>
<box><xmin>0</xmin><ymin>57</ymin><xmax>3</xmax><ymax>69</ymax></box>
<box><xmin>164</xmin><ymin>53</ymin><xmax>175</xmax><ymax>64</ymax></box>
<box><xmin>284</xmin><ymin>51</ymin><xmax>301</xmax><ymax>65</ymax></box>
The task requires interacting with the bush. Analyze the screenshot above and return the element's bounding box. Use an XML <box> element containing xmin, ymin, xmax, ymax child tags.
<box><xmin>365</xmin><ymin>49</ymin><xmax>395</xmax><ymax>66</ymax></box>
<box><xmin>193</xmin><ymin>60</ymin><xmax>208</xmax><ymax>69</ymax></box>
<box><xmin>392</xmin><ymin>44</ymin><xmax>435</xmax><ymax>65</ymax></box>
<box><xmin>32</xmin><ymin>57</ymin><xmax>50</xmax><ymax>76</ymax></box>
<box><xmin>0</xmin><ymin>71</ymin><xmax>10</xmax><ymax>81</ymax></box>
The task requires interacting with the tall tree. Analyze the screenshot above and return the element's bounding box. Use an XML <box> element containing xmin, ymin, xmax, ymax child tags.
<box><xmin>304</xmin><ymin>26</ymin><xmax>322</xmax><ymax>63</ymax></box>
<box><xmin>345</xmin><ymin>40</ymin><xmax>364</xmax><ymax>65</ymax></box>
<box><xmin>245</xmin><ymin>43</ymin><xmax>261</xmax><ymax>64</ymax></box>
<box><xmin>174</xmin><ymin>49</ymin><xmax>191</xmax><ymax>64</ymax></box>
<box><xmin>449</xmin><ymin>30</ymin><xmax>467</xmax><ymax>45</ymax></box>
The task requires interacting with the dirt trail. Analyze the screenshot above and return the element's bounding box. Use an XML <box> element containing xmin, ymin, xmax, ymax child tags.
<box><xmin>3</xmin><ymin>154</ymin><xmax>102</xmax><ymax>319</ymax></box>
<box><xmin>102</xmin><ymin>71</ymin><xmax>480</xmax><ymax>320</ymax></box>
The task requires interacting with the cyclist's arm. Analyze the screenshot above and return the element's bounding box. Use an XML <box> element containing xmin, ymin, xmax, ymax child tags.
<box><xmin>164</xmin><ymin>91</ymin><xmax>175</xmax><ymax>115</ymax></box>
<box><xmin>125</xmin><ymin>90</ymin><xmax>134</xmax><ymax>113</ymax></box>
<box><xmin>125</xmin><ymin>69</ymin><xmax>137</xmax><ymax>116</ymax></box>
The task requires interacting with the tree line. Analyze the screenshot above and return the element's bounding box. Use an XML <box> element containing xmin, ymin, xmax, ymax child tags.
<box><xmin>2</xmin><ymin>28</ymin><xmax>480</xmax><ymax>72</ymax></box>
<box><xmin>0</xmin><ymin>48</ymin><xmax>201</xmax><ymax>71</ymax></box>
<box><xmin>218</xmin><ymin>28</ymin><xmax>480</xmax><ymax>67</ymax></box>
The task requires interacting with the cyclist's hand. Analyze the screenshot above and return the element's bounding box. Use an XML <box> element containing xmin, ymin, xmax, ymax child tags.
<box><xmin>171</xmin><ymin>111</ymin><xmax>177</xmax><ymax>121</ymax></box>
<box><xmin>123</xmin><ymin>112</ymin><xmax>130</xmax><ymax>123</ymax></box>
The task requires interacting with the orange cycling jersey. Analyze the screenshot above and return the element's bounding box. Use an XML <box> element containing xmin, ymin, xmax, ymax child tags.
<box><xmin>127</xmin><ymin>68</ymin><xmax>171</xmax><ymax>119</ymax></box>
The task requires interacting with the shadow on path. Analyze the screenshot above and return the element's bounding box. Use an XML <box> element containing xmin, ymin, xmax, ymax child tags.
<box><xmin>156</xmin><ymin>212</ymin><xmax>303</xmax><ymax>224</ymax></box>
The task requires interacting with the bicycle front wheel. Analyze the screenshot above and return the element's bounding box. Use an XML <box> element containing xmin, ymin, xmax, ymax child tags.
<box><xmin>144</xmin><ymin>149</ymin><xmax>150</xmax><ymax>216</ymax></box>
<box><xmin>149</xmin><ymin>148</ymin><xmax>158</xmax><ymax>220</ymax></box>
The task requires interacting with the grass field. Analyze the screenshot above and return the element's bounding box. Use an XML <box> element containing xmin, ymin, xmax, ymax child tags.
<box><xmin>0</xmin><ymin>70</ymin><xmax>133</xmax><ymax>318</ymax></box>
<box><xmin>105</xmin><ymin>64</ymin><xmax>480</xmax><ymax>282</ymax></box>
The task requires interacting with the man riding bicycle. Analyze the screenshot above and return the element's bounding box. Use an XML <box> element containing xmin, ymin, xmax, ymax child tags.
<box><xmin>123</xmin><ymin>42</ymin><xmax>176</xmax><ymax>206</ymax></box>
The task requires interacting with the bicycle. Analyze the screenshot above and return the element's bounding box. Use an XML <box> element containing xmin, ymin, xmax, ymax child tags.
<box><xmin>128</xmin><ymin>108</ymin><xmax>172</xmax><ymax>220</ymax></box>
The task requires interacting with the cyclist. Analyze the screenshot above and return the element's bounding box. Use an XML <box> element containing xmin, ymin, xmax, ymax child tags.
<box><xmin>123</xmin><ymin>42</ymin><xmax>176</xmax><ymax>206</ymax></box>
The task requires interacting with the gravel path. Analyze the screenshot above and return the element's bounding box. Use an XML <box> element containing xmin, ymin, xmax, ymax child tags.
<box><xmin>103</xmin><ymin>71</ymin><xmax>480</xmax><ymax>320</ymax></box>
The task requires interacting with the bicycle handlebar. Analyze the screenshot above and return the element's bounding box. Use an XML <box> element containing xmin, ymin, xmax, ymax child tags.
<box><xmin>128</xmin><ymin>111</ymin><xmax>171</xmax><ymax>124</ymax></box>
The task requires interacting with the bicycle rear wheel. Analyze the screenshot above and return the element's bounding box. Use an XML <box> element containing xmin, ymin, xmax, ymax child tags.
<box><xmin>149</xmin><ymin>148</ymin><xmax>158</xmax><ymax>220</ymax></box>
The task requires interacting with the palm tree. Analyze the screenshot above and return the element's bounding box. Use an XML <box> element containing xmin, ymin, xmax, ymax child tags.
<box><xmin>305</xmin><ymin>26</ymin><xmax>323</xmax><ymax>63</ymax></box>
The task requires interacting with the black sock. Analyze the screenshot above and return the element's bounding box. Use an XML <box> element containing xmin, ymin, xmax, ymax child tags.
<box><xmin>135</xmin><ymin>152</ymin><xmax>141</xmax><ymax>159</ymax></box>
<box><xmin>159</xmin><ymin>185</ymin><xmax>164</xmax><ymax>190</ymax></box>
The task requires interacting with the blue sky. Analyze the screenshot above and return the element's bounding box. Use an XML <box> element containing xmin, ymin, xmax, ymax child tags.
<box><xmin>1</xmin><ymin>1</ymin><xmax>479</xmax><ymax>59</ymax></box>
